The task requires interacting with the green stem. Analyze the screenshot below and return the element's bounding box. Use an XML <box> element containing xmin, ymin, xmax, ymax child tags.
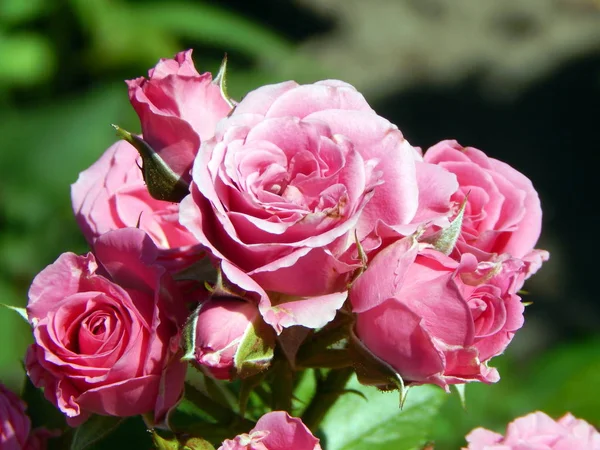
<box><xmin>301</xmin><ymin>367</ymin><xmax>354</xmax><ymax>432</ymax></box>
<box><xmin>270</xmin><ymin>358</ymin><xmax>294</xmax><ymax>413</ymax></box>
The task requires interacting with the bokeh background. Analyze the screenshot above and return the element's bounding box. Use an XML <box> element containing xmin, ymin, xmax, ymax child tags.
<box><xmin>1</xmin><ymin>1</ymin><xmax>599</xmax><ymax>448</ymax></box>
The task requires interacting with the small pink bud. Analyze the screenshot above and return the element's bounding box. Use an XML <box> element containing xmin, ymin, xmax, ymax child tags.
<box><xmin>187</xmin><ymin>298</ymin><xmax>273</xmax><ymax>380</ymax></box>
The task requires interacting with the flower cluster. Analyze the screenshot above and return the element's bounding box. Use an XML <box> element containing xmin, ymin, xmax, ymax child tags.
<box><xmin>22</xmin><ymin>49</ymin><xmax>549</xmax><ymax>445</ymax></box>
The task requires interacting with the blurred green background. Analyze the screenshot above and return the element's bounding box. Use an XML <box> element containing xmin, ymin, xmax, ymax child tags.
<box><xmin>1</xmin><ymin>1</ymin><xmax>599</xmax><ymax>448</ymax></box>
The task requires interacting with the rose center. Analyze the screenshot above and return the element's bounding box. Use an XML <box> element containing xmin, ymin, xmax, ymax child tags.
<box><xmin>89</xmin><ymin>314</ymin><xmax>108</xmax><ymax>335</ymax></box>
<box><xmin>76</xmin><ymin>309</ymin><xmax>120</xmax><ymax>355</ymax></box>
<box><xmin>266</xmin><ymin>183</ymin><xmax>283</xmax><ymax>195</ymax></box>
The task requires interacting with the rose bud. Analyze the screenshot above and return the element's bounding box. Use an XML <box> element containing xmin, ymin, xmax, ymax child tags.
<box><xmin>464</xmin><ymin>411</ymin><xmax>600</xmax><ymax>449</ymax></box>
<box><xmin>127</xmin><ymin>50</ymin><xmax>233</xmax><ymax>186</ymax></box>
<box><xmin>183</xmin><ymin>297</ymin><xmax>275</xmax><ymax>380</ymax></box>
<box><xmin>218</xmin><ymin>411</ymin><xmax>322</xmax><ymax>450</ymax></box>
<box><xmin>350</xmin><ymin>236</ymin><xmax>528</xmax><ymax>390</ymax></box>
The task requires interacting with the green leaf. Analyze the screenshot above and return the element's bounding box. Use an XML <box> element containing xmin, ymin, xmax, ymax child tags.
<box><xmin>528</xmin><ymin>339</ymin><xmax>600</xmax><ymax>421</ymax></box>
<box><xmin>70</xmin><ymin>415</ymin><xmax>124</xmax><ymax>450</ymax></box>
<box><xmin>0</xmin><ymin>32</ymin><xmax>55</xmax><ymax>86</ymax></box>
<box><xmin>292</xmin><ymin>369</ymin><xmax>317</xmax><ymax>416</ymax></box>
<box><xmin>320</xmin><ymin>375</ymin><xmax>446</xmax><ymax>450</ymax></box>
<box><xmin>0</xmin><ymin>0</ymin><xmax>49</xmax><ymax>24</ymax></box>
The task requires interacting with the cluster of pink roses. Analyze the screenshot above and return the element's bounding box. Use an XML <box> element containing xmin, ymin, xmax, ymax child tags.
<box><xmin>22</xmin><ymin>49</ymin><xmax>550</xmax><ymax>442</ymax></box>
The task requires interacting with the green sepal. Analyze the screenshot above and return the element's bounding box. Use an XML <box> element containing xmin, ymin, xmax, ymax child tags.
<box><xmin>181</xmin><ymin>303</ymin><xmax>200</xmax><ymax>362</ymax></box>
<box><xmin>423</xmin><ymin>197</ymin><xmax>468</xmax><ymax>255</ymax></box>
<box><xmin>0</xmin><ymin>303</ymin><xmax>28</xmax><ymax>322</ymax></box>
<box><xmin>112</xmin><ymin>125</ymin><xmax>190</xmax><ymax>203</ymax></box>
<box><xmin>152</xmin><ymin>431</ymin><xmax>179</xmax><ymax>450</ymax></box>
<box><xmin>181</xmin><ymin>437</ymin><xmax>216</xmax><ymax>450</ymax></box>
<box><xmin>348</xmin><ymin>229</ymin><xmax>368</xmax><ymax>285</ymax></box>
<box><xmin>453</xmin><ymin>383</ymin><xmax>467</xmax><ymax>409</ymax></box>
<box><xmin>233</xmin><ymin>312</ymin><xmax>276</xmax><ymax>379</ymax></box>
<box><xmin>213</xmin><ymin>55</ymin><xmax>235</xmax><ymax>109</ymax></box>
<box><xmin>348</xmin><ymin>326</ymin><xmax>406</xmax><ymax>401</ymax></box>
<box><xmin>152</xmin><ymin>430</ymin><xmax>215</xmax><ymax>450</ymax></box>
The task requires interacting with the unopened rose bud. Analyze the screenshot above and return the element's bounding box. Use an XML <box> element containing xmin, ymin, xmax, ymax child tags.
<box><xmin>126</xmin><ymin>50</ymin><xmax>233</xmax><ymax>189</ymax></box>
<box><xmin>184</xmin><ymin>298</ymin><xmax>275</xmax><ymax>380</ymax></box>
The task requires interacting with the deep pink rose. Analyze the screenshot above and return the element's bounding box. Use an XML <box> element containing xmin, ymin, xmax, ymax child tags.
<box><xmin>25</xmin><ymin>228</ymin><xmax>187</xmax><ymax>426</ymax></box>
<box><xmin>218</xmin><ymin>411</ymin><xmax>322</xmax><ymax>450</ymax></box>
<box><xmin>351</xmin><ymin>237</ymin><xmax>527</xmax><ymax>389</ymax></box>
<box><xmin>0</xmin><ymin>383</ymin><xmax>54</xmax><ymax>450</ymax></box>
<box><xmin>127</xmin><ymin>49</ymin><xmax>233</xmax><ymax>182</ymax></box>
<box><xmin>180</xmin><ymin>80</ymin><xmax>457</xmax><ymax>329</ymax></box>
<box><xmin>72</xmin><ymin>140</ymin><xmax>203</xmax><ymax>272</ymax></box>
<box><xmin>1</xmin><ymin>384</ymin><xmax>32</xmax><ymax>450</ymax></box>
<box><xmin>424</xmin><ymin>140</ymin><xmax>548</xmax><ymax>274</ymax></box>
<box><xmin>191</xmin><ymin>298</ymin><xmax>262</xmax><ymax>380</ymax></box>
<box><xmin>464</xmin><ymin>411</ymin><xmax>600</xmax><ymax>449</ymax></box>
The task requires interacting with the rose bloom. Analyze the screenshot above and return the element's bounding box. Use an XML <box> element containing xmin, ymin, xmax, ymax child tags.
<box><xmin>25</xmin><ymin>228</ymin><xmax>187</xmax><ymax>426</ymax></box>
<box><xmin>127</xmin><ymin>49</ymin><xmax>233</xmax><ymax>183</ymax></box>
<box><xmin>73</xmin><ymin>50</ymin><xmax>232</xmax><ymax>272</ymax></box>
<box><xmin>464</xmin><ymin>411</ymin><xmax>600</xmax><ymax>449</ymax></box>
<box><xmin>0</xmin><ymin>383</ymin><xmax>54</xmax><ymax>450</ymax></box>
<box><xmin>180</xmin><ymin>79</ymin><xmax>457</xmax><ymax>330</ymax></box>
<box><xmin>218</xmin><ymin>411</ymin><xmax>322</xmax><ymax>450</ymax></box>
<box><xmin>350</xmin><ymin>237</ymin><xmax>527</xmax><ymax>389</ymax></box>
<box><xmin>423</xmin><ymin>140</ymin><xmax>548</xmax><ymax>275</ymax></box>
<box><xmin>72</xmin><ymin>140</ymin><xmax>204</xmax><ymax>272</ymax></box>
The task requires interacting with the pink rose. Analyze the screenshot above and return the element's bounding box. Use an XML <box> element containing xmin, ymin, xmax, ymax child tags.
<box><xmin>464</xmin><ymin>411</ymin><xmax>600</xmax><ymax>449</ymax></box>
<box><xmin>424</xmin><ymin>140</ymin><xmax>548</xmax><ymax>272</ymax></box>
<box><xmin>25</xmin><ymin>228</ymin><xmax>187</xmax><ymax>426</ymax></box>
<box><xmin>189</xmin><ymin>298</ymin><xmax>267</xmax><ymax>380</ymax></box>
<box><xmin>72</xmin><ymin>140</ymin><xmax>203</xmax><ymax>272</ymax></box>
<box><xmin>350</xmin><ymin>237</ymin><xmax>527</xmax><ymax>389</ymax></box>
<box><xmin>0</xmin><ymin>383</ymin><xmax>53</xmax><ymax>450</ymax></box>
<box><xmin>1</xmin><ymin>384</ymin><xmax>32</xmax><ymax>450</ymax></box>
<box><xmin>218</xmin><ymin>411</ymin><xmax>322</xmax><ymax>450</ymax></box>
<box><xmin>180</xmin><ymin>80</ymin><xmax>457</xmax><ymax>329</ymax></box>
<box><xmin>127</xmin><ymin>49</ymin><xmax>233</xmax><ymax>182</ymax></box>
